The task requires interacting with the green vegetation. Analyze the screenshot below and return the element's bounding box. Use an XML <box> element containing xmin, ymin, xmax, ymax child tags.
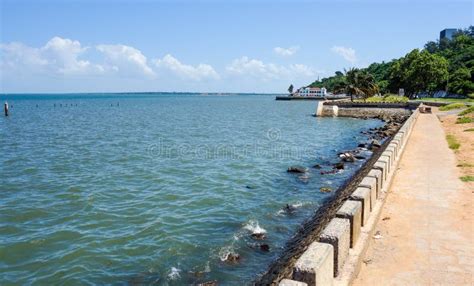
<box><xmin>439</xmin><ymin>102</ymin><xmax>466</xmax><ymax>111</ymax></box>
<box><xmin>458</xmin><ymin>106</ymin><xmax>474</xmax><ymax>116</ymax></box>
<box><xmin>456</xmin><ymin>117</ymin><xmax>474</xmax><ymax>124</ymax></box>
<box><xmin>457</xmin><ymin>162</ymin><xmax>474</xmax><ymax>168</ymax></box>
<box><xmin>332</xmin><ymin>68</ymin><xmax>379</xmax><ymax>101</ymax></box>
<box><xmin>308</xmin><ymin>26</ymin><xmax>474</xmax><ymax>99</ymax></box>
<box><xmin>464</xmin><ymin>128</ymin><xmax>474</xmax><ymax>132</ymax></box>
<box><xmin>288</xmin><ymin>84</ymin><xmax>294</xmax><ymax>94</ymax></box>
<box><xmin>415</xmin><ymin>97</ymin><xmax>474</xmax><ymax>103</ymax></box>
<box><xmin>360</xmin><ymin>94</ymin><xmax>409</xmax><ymax>103</ymax></box>
<box><xmin>460</xmin><ymin>175</ymin><xmax>474</xmax><ymax>182</ymax></box>
<box><xmin>446</xmin><ymin>135</ymin><xmax>461</xmax><ymax>150</ymax></box>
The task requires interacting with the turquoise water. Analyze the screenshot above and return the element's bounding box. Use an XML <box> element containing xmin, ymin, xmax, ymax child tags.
<box><xmin>0</xmin><ymin>93</ymin><xmax>382</xmax><ymax>285</ymax></box>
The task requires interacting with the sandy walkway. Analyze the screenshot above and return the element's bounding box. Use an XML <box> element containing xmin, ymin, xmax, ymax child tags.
<box><xmin>353</xmin><ymin>113</ymin><xmax>473</xmax><ymax>285</ymax></box>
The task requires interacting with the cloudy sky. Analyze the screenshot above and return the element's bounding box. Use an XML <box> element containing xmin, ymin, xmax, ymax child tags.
<box><xmin>0</xmin><ymin>0</ymin><xmax>472</xmax><ymax>93</ymax></box>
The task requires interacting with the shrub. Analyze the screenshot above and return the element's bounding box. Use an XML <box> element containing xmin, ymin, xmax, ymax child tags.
<box><xmin>456</xmin><ymin>117</ymin><xmax>473</xmax><ymax>124</ymax></box>
<box><xmin>458</xmin><ymin>106</ymin><xmax>474</xmax><ymax>116</ymax></box>
<box><xmin>364</xmin><ymin>94</ymin><xmax>408</xmax><ymax>103</ymax></box>
<box><xmin>460</xmin><ymin>176</ymin><xmax>474</xmax><ymax>182</ymax></box>
<box><xmin>464</xmin><ymin>128</ymin><xmax>474</xmax><ymax>132</ymax></box>
<box><xmin>468</xmin><ymin>93</ymin><xmax>474</xmax><ymax>100</ymax></box>
<box><xmin>439</xmin><ymin>102</ymin><xmax>466</xmax><ymax>111</ymax></box>
<box><xmin>446</xmin><ymin>135</ymin><xmax>460</xmax><ymax>150</ymax></box>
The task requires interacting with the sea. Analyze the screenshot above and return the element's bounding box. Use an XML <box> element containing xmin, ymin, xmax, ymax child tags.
<box><xmin>0</xmin><ymin>93</ymin><xmax>383</xmax><ymax>285</ymax></box>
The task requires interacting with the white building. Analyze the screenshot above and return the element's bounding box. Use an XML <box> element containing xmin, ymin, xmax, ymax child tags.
<box><xmin>295</xmin><ymin>87</ymin><xmax>327</xmax><ymax>97</ymax></box>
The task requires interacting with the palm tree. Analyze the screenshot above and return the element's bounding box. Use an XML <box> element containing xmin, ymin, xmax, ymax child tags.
<box><xmin>334</xmin><ymin>68</ymin><xmax>379</xmax><ymax>101</ymax></box>
<box><xmin>288</xmin><ymin>84</ymin><xmax>294</xmax><ymax>95</ymax></box>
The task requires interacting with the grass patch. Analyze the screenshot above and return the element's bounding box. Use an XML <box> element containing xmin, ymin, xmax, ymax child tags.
<box><xmin>464</xmin><ymin>128</ymin><xmax>474</xmax><ymax>132</ymax></box>
<box><xmin>418</xmin><ymin>97</ymin><xmax>474</xmax><ymax>103</ymax></box>
<box><xmin>446</xmin><ymin>135</ymin><xmax>460</xmax><ymax>150</ymax></box>
<box><xmin>456</xmin><ymin>117</ymin><xmax>474</xmax><ymax>124</ymax></box>
<box><xmin>362</xmin><ymin>94</ymin><xmax>409</xmax><ymax>103</ymax></box>
<box><xmin>457</xmin><ymin>162</ymin><xmax>474</xmax><ymax>168</ymax></box>
<box><xmin>460</xmin><ymin>175</ymin><xmax>474</xmax><ymax>182</ymax></box>
<box><xmin>439</xmin><ymin>102</ymin><xmax>466</xmax><ymax>111</ymax></box>
<box><xmin>458</xmin><ymin>106</ymin><xmax>474</xmax><ymax>116</ymax></box>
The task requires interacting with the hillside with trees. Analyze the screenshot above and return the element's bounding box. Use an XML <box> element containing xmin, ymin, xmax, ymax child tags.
<box><xmin>308</xmin><ymin>26</ymin><xmax>474</xmax><ymax>98</ymax></box>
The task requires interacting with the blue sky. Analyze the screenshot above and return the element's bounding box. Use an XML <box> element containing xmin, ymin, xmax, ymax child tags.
<box><xmin>0</xmin><ymin>0</ymin><xmax>472</xmax><ymax>93</ymax></box>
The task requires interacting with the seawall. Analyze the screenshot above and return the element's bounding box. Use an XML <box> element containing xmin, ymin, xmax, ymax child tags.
<box><xmin>256</xmin><ymin>102</ymin><xmax>420</xmax><ymax>286</ymax></box>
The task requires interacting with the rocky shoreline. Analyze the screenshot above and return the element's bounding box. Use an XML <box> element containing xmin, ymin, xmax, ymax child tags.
<box><xmin>253</xmin><ymin>111</ymin><xmax>409</xmax><ymax>285</ymax></box>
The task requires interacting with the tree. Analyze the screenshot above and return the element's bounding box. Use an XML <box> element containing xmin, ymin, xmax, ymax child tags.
<box><xmin>288</xmin><ymin>84</ymin><xmax>294</xmax><ymax>94</ymax></box>
<box><xmin>388</xmin><ymin>49</ymin><xmax>449</xmax><ymax>96</ymax></box>
<box><xmin>334</xmin><ymin>68</ymin><xmax>379</xmax><ymax>101</ymax></box>
<box><xmin>448</xmin><ymin>67</ymin><xmax>474</xmax><ymax>95</ymax></box>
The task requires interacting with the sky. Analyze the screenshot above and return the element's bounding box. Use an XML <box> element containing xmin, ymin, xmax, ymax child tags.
<box><xmin>0</xmin><ymin>0</ymin><xmax>472</xmax><ymax>93</ymax></box>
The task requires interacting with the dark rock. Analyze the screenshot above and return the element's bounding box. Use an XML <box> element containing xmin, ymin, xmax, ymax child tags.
<box><xmin>355</xmin><ymin>155</ymin><xmax>366</xmax><ymax>160</ymax></box>
<box><xmin>333</xmin><ymin>162</ymin><xmax>345</xmax><ymax>170</ymax></box>
<box><xmin>259</xmin><ymin>244</ymin><xmax>270</xmax><ymax>252</ymax></box>
<box><xmin>358</xmin><ymin>143</ymin><xmax>367</xmax><ymax>148</ymax></box>
<box><xmin>320</xmin><ymin>170</ymin><xmax>338</xmax><ymax>175</ymax></box>
<box><xmin>198</xmin><ymin>280</ymin><xmax>218</xmax><ymax>286</ymax></box>
<box><xmin>287</xmin><ymin>166</ymin><xmax>308</xmax><ymax>173</ymax></box>
<box><xmin>342</xmin><ymin>153</ymin><xmax>356</xmax><ymax>162</ymax></box>
<box><xmin>312</xmin><ymin>164</ymin><xmax>322</xmax><ymax>169</ymax></box>
<box><xmin>224</xmin><ymin>253</ymin><xmax>240</xmax><ymax>264</ymax></box>
<box><xmin>370</xmin><ymin>139</ymin><xmax>382</xmax><ymax>149</ymax></box>
<box><xmin>245</xmin><ymin>185</ymin><xmax>254</xmax><ymax>189</ymax></box>
<box><xmin>251</xmin><ymin>233</ymin><xmax>266</xmax><ymax>240</ymax></box>
<box><xmin>284</xmin><ymin>204</ymin><xmax>296</xmax><ymax>214</ymax></box>
<box><xmin>320</xmin><ymin>187</ymin><xmax>332</xmax><ymax>193</ymax></box>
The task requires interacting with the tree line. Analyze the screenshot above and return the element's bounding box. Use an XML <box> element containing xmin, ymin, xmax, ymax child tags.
<box><xmin>308</xmin><ymin>26</ymin><xmax>474</xmax><ymax>98</ymax></box>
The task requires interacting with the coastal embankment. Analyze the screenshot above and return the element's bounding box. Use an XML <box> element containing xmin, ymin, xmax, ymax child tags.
<box><xmin>256</xmin><ymin>102</ymin><xmax>419</xmax><ymax>285</ymax></box>
<box><xmin>354</xmin><ymin>110</ymin><xmax>473</xmax><ymax>285</ymax></box>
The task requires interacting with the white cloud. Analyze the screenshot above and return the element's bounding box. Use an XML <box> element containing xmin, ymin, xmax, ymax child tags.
<box><xmin>154</xmin><ymin>54</ymin><xmax>219</xmax><ymax>80</ymax></box>
<box><xmin>226</xmin><ymin>56</ymin><xmax>317</xmax><ymax>79</ymax></box>
<box><xmin>273</xmin><ymin>46</ymin><xmax>299</xmax><ymax>56</ymax></box>
<box><xmin>331</xmin><ymin>46</ymin><xmax>357</xmax><ymax>64</ymax></box>
<box><xmin>96</xmin><ymin>44</ymin><xmax>155</xmax><ymax>77</ymax></box>
<box><xmin>1</xmin><ymin>36</ymin><xmax>102</xmax><ymax>75</ymax></box>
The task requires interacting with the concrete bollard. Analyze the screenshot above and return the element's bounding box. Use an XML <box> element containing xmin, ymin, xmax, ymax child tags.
<box><xmin>381</xmin><ymin>151</ymin><xmax>393</xmax><ymax>168</ymax></box>
<box><xmin>378</xmin><ymin>156</ymin><xmax>391</xmax><ymax>174</ymax></box>
<box><xmin>319</xmin><ymin>218</ymin><xmax>350</xmax><ymax>277</ymax></box>
<box><xmin>359</xmin><ymin>176</ymin><xmax>377</xmax><ymax>202</ymax></box>
<box><xmin>374</xmin><ymin>160</ymin><xmax>388</xmax><ymax>183</ymax></box>
<box><xmin>367</xmin><ymin>169</ymin><xmax>383</xmax><ymax>196</ymax></box>
<box><xmin>332</xmin><ymin>105</ymin><xmax>339</xmax><ymax>117</ymax></box>
<box><xmin>280</xmin><ymin>279</ymin><xmax>309</xmax><ymax>286</ymax></box>
<box><xmin>293</xmin><ymin>242</ymin><xmax>333</xmax><ymax>286</ymax></box>
<box><xmin>350</xmin><ymin>188</ymin><xmax>371</xmax><ymax>225</ymax></box>
<box><xmin>315</xmin><ymin>101</ymin><xmax>324</xmax><ymax>117</ymax></box>
<box><xmin>336</xmin><ymin>200</ymin><xmax>362</xmax><ymax>248</ymax></box>
<box><xmin>387</xmin><ymin>145</ymin><xmax>397</xmax><ymax>160</ymax></box>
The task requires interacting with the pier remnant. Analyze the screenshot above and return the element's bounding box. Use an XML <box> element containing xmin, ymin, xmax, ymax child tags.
<box><xmin>4</xmin><ymin>102</ymin><xmax>8</xmax><ymax>116</ymax></box>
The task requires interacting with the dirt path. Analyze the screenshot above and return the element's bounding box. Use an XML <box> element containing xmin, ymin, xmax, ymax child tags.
<box><xmin>353</xmin><ymin>113</ymin><xmax>473</xmax><ymax>285</ymax></box>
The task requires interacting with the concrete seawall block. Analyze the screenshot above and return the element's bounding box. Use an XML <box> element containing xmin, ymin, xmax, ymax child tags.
<box><xmin>379</xmin><ymin>156</ymin><xmax>391</xmax><ymax>174</ymax></box>
<box><xmin>293</xmin><ymin>242</ymin><xmax>333</xmax><ymax>286</ymax></box>
<box><xmin>336</xmin><ymin>200</ymin><xmax>362</xmax><ymax>248</ymax></box>
<box><xmin>280</xmin><ymin>279</ymin><xmax>309</xmax><ymax>286</ymax></box>
<box><xmin>373</xmin><ymin>159</ymin><xmax>388</xmax><ymax>184</ymax></box>
<box><xmin>359</xmin><ymin>176</ymin><xmax>377</xmax><ymax>201</ymax></box>
<box><xmin>350</xmin><ymin>188</ymin><xmax>371</xmax><ymax>225</ymax></box>
<box><xmin>382</xmin><ymin>150</ymin><xmax>394</xmax><ymax>167</ymax></box>
<box><xmin>367</xmin><ymin>169</ymin><xmax>383</xmax><ymax>194</ymax></box>
<box><xmin>319</xmin><ymin>218</ymin><xmax>350</xmax><ymax>277</ymax></box>
<box><xmin>387</xmin><ymin>145</ymin><xmax>397</xmax><ymax>160</ymax></box>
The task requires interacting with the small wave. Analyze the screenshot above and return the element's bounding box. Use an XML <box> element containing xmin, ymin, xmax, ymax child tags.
<box><xmin>167</xmin><ymin>267</ymin><xmax>181</xmax><ymax>280</ymax></box>
<box><xmin>276</xmin><ymin>202</ymin><xmax>306</xmax><ymax>216</ymax></box>
<box><xmin>218</xmin><ymin>245</ymin><xmax>237</xmax><ymax>262</ymax></box>
<box><xmin>204</xmin><ymin>261</ymin><xmax>211</xmax><ymax>273</ymax></box>
<box><xmin>243</xmin><ymin>220</ymin><xmax>266</xmax><ymax>234</ymax></box>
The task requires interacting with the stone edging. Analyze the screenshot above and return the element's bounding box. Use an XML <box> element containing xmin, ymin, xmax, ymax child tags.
<box><xmin>279</xmin><ymin>108</ymin><xmax>420</xmax><ymax>286</ymax></box>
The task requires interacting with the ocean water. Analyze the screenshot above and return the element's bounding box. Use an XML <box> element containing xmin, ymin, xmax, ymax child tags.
<box><xmin>0</xmin><ymin>93</ymin><xmax>382</xmax><ymax>285</ymax></box>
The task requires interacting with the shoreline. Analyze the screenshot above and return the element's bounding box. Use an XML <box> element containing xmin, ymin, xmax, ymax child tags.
<box><xmin>254</xmin><ymin>108</ymin><xmax>411</xmax><ymax>285</ymax></box>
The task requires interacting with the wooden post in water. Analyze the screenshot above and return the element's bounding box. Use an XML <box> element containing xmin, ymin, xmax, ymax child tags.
<box><xmin>4</xmin><ymin>102</ymin><xmax>9</xmax><ymax>116</ymax></box>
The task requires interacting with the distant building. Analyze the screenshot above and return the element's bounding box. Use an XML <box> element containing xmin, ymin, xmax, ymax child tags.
<box><xmin>295</xmin><ymin>87</ymin><xmax>327</xmax><ymax>97</ymax></box>
<box><xmin>440</xmin><ymin>28</ymin><xmax>457</xmax><ymax>41</ymax></box>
